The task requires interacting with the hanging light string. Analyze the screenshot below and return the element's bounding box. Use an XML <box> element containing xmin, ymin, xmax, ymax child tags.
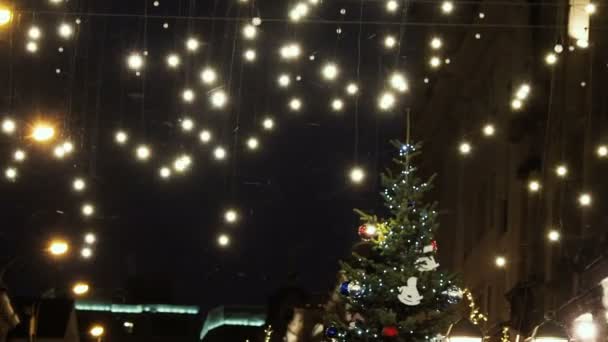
<box><xmin>353</xmin><ymin>0</ymin><xmax>364</xmax><ymax>163</ymax></box>
<box><xmin>140</xmin><ymin>0</ymin><xmax>148</xmax><ymax>134</ymax></box>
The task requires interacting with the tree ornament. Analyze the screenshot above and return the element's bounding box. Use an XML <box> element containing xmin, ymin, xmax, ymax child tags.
<box><xmin>397</xmin><ymin>277</ymin><xmax>423</xmax><ymax>305</ymax></box>
<box><xmin>339</xmin><ymin>281</ymin><xmax>350</xmax><ymax>296</ymax></box>
<box><xmin>443</xmin><ymin>285</ymin><xmax>463</xmax><ymax>304</ymax></box>
<box><xmin>382</xmin><ymin>326</ymin><xmax>399</xmax><ymax>337</ymax></box>
<box><xmin>340</xmin><ymin>281</ymin><xmax>364</xmax><ymax>297</ymax></box>
<box><xmin>357</xmin><ymin>224</ymin><xmax>377</xmax><ymax>240</ymax></box>
<box><xmin>431</xmin><ymin>240</ymin><xmax>438</xmax><ymax>251</ymax></box>
<box><xmin>325</xmin><ymin>326</ymin><xmax>338</xmax><ymax>338</ymax></box>
<box><xmin>416</xmin><ymin>244</ymin><xmax>440</xmax><ymax>272</ymax></box>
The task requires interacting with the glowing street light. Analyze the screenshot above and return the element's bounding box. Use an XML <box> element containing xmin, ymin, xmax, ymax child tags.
<box><xmin>32</xmin><ymin>123</ymin><xmax>56</xmax><ymax>142</ymax></box>
<box><xmin>48</xmin><ymin>239</ymin><xmax>69</xmax><ymax>256</ymax></box>
<box><xmin>72</xmin><ymin>282</ymin><xmax>90</xmax><ymax>296</ymax></box>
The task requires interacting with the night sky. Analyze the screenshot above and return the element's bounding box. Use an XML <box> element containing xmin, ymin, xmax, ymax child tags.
<box><xmin>0</xmin><ymin>0</ymin><xmax>458</xmax><ymax>310</ymax></box>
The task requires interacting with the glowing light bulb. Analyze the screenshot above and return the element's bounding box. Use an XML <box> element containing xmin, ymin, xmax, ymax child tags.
<box><xmin>199</xmin><ymin>130</ymin><xmax>212</xmax><ymax>143</ymax></box>
<box><xmin>555</xmin><ymin>164</ymin><xmax>568</xmax><ymax>178</ymax></box>
<box><xmin>201</xmin><ymin>68</ymin><xmax>217</xmax><ymax>85</ymax></box>
<box><xmin>73</xmin><ymin>178</ymin><xmax>86</xmax><ymax>191</ymax></box>
<box><xmin>585</xmin><ymin>3</ymin><xmax>596</xmax><ymax>14</ymax></box>
<box><xmin>346</xmin><ymin>83</ymin><xmax>359</xmax><ymax>96</ymax></box>
<box><xmin>4</xmin><ymin>167</ymin><xmax>17</xmax><ymax>181</ymax></box>
<box><xmin>115</xmin><ymin>131</ymin><xmax>128</xmax><ymax>145</ymax></box>
<box><xmin>32</xmin><ymin>123</ymin><xmax>55</xmax><ymax>142</ymax></box>
<box><xmin>289</xmin><ymin>98</ymin><xmax>302</xmax><ymax>111</ymax></box>
<box><xmin>84</xmin><ymin>233</ymin><xmax>96</xmax><ymax>244</ymax></box>
<box><xmin>181</xmin><ymin>118</ymin><xmax>194</xmax><ymax>132</ymax></box>
<box><xmin>289</xmin><ymin>2</ymin><xmax>309</xmax><ymax>22</ymax></box>
<box><xmin>278</xmin><ymin>74</ymin><xmax>291</xmax><ymax>88</ymax></box>
<box><xmin>252</xmin><ymin>17</ymin><xmax>262</xmax><ymax>26</ymax></box>
<box><xmin>511</xmin><ymin>99</ymin><xmax>523</xmax><ymax>110</ymax></box>
<box><xmin>386</xmin><ymin>0</ymin><xmax>399</xmax><ymax>12</ymax></box>
<box><xmin>173</xmin><ymin>155</ymin><xmax>192</xmax><ymax>173</ymax></box>
<box><xmin>280</xmin><ymin>43</ymin><xmax>301</xmax><ymax>60</ymax></box>
<box><xmin>243</xmin><ymin>49</ymin><xmax>256</xmax><ymax>62</ymax></box>
<box><xmin>429</xmin><ymin>56</ymin><xmax>442</xmax><ymax>68</ymax></box>
<box><xmin>28</xmin><ymin>26</ymin><xmax>42</xmax><ymax>40</ymax></box>
<box><xmin>214</xmin><ymin>146</ymin><xmax>227</xmax><ymax>160</ymax></box>
<box><xmin>62</xmin><ymin>141</ymin><xmax>74</xmax><ymax>154</ymax></box>
<box><xmin>25</xmin><ymin>41</ymin><xmax>37</xmax><ymax>53</ymax></box>
<box><xmin>166</xmin><ymin>53</ymin><xmax>180</xmax><ymax>68</ymax></box>
<box><xmin>210</xmin><ymin>90</ymin><xmax>228</xmax><ymax>108</ymax></box>
<box><xmin>545</xmin><ymin>53</ymin><xmax>557</xmax><ymax>65</ymax></box>
<box><xmin>459</xmin><ymin>142</ymin><xmax>471</xmax><ymax>155</ymax></box>
<box><xmin>2</xmin><ymin>119</ymin><xmax>16</xmax><ymax>134</ymax></box>
<box><xmin>378</xmin><ymin>91</ymin><xmax>396</xmax><ymax>111</ymax></box>
<box><xmin>516</xmin><ymin>84</ymin><xmax>531</xmax><ymax>100</ymax></box>
<box><xmin>224</xmin><ymin>209</ymin><xmax>238</xmax><ymax>223</ymax></box>
<box><xmin>247</xmin><ymin>137</ymin><xmax>259</xmax><ymax>150</ymax></box>
<box><xmin>495</xmin><ymin>256</ymin><xmax>506</xmax><ymax>268</ymax></box>
<box><xmin>574</xmin><ymin>318</ymin><xmax>597</xmax><ymax>340</ymax></box>
<box><xmin>58</xmin><ymin>23</ymin><xmax>73</xmax><ymax>38</ymax></box>
<box><xmin>160</xmin><ymin>166</ymin><xmax>171</xmax><ymax>179</ymax></box>
<box><xmin>13</xmin><ymin>150</ymin><xmax>26</xmax><ymax>162</ymax></box>
<box><xmin>127</xmin><ymin>53</ymin><xmax>144</xmax><ymax>71</ymax></box>
<box><xmin>182</xmin><ymin>89</ymin><xmax>195</xmax><ymax>103</ymax></box>
<box><xmin>136</xmin><ymin>145</ymin><xmax>151</xmax><ymax>161</ymax></box>
<box><xmin>389</xmin><ymin>72</ymin><xmax>408</xmax><ymax>93</ymax></box>
<box><xmin>81</xmin><ymin>247</ymin><xmax>93</xmax><ymax>259</ymax></box>
<box><xmin>331</xmin><ymin>98</ymin><xmax>344</xmax><ymax>112</ymax></box>
<box><xmin>321</xmin><ymin>63</ymin><xmax>339</xmax><ymax>81</ymax></box>
<box><xmin>441</xmin><ymin>1</ymin><xmax>454</xmax><ymax>13</ymax></box>
<box><xmin>186</xmin><ymin>37</ymin><xmax>199</xmax><ymax>52</ymax></box>
<box><xmin>547</xmin><ymin>230</ymin><xmax>560</xmax><ymax>242</ymax></box>
<box><xmin>579</xmin><ymin>193</ymin><xmax>592</xmax><ymax>207</ymax></box>
<box><xmin>89</xmin><ymin>325</ymin><xmax>105</xmax><ymax>338</ymax></box>
<box><xmin>48</xmin><ymin>239</ymin><xmax>69</xmax><ymax>256</ymax></box>
<box><xmin>384</xmin><ymin>35</ymin><xmax>397</xmax><ymax>49</ymax></box>
<box><xmin>349</xmin><ymin>167</ymin><xmax>365</xmax><ymax>184</ymax></box>
<box><xmin>597</xmin><ymin>145</ymin><xmax>608</xmax><ymax>158</ymax></box>
<box><xmin>218</xmin><ymin>234</ymin><xmax>230</xmax><ymax>247</ymax></box>
<box><xmin>0</xmin><ymin>7</ymin><xmax>12</xmax><ymax>26</ymax></box>
<box><xmin>528</xmin><ymin>180</ymin><xmax>541</xmax><ymax>192</ymax></box>
<box><xmin>430</xmin><ymin>37</ymin><xmax>442</xmax><ymax>49</ymax></box>
<box><xmin>483</xmin><ymin>124</ymin><xmax>495</xmax><ymax>137</ymax></box>
<box><xmin>54</xmin><ymin>146</ymin><xmax>66</xmax><ymax>159</ymax></box>
<box><xmin>82</xmin><ymin>203</ymin><xmax>95</xmax><ymax>217</ymax></box>
<box><xmin>242</xmin><ymin>24</ymin><xmax>257</xmax><ymax>40</ymax></box>
<box><xmin>72</xmin><ymin>282</ymin><xmax>90</xmax><ymax>296</ymax></box>
<box><xmin>576</xmin><ymin>39</ymin><xmax>589</xmax><ymax>49</ymax></box>
<box><xmin>262</xmin><ymin>117</ymin><xmax>274</xmax><ymax>130</ymax></box>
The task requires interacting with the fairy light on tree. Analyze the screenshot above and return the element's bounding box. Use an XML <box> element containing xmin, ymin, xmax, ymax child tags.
<box><xmin>459</xmin><ymin>141</ymin><xmax>472</xmax><ymax>155</ymax></box>
<box><xmin>429</xmin><ymin>56</ymin><xmax>442</xmax><ymax>68</ymax></box>
<box><xmin>597</xmin><ymin>145</ymin><xmax>608</xmax><ymax>158</ymax></box>
<box><xmin>182</xmin><ymin>89</ymin><xmax>195</xmax><ymax>103</ymax></box>
<box><xmin>386</xmin><ymin>0</ymin><xmax>399</xmax><ymax>12</ymax></box>
<box><xmin>26</xmin><ymin>41</ymin><xmax>38</xmax><ymax>53</ymax></box>
<box><xmin>27</xmin><ymin>26</ymin><xmax>42</xmax><ymax>39</ymax></box>
<box><xmin>585</xmin><ymin>3</ymin><xmax>597</xmax><ymax>14</ymax></box>
<box><xmin>441</xmin><ymin>1</ymin><xmax>454</xmax><ymax>13</ymax></box>
<box><xmin>346</xmin><ymin>83</ymin><xmax>359</xmax><ymax>96</ymax></box>
<box><xmin>217</xmin><ymin>234</ymin><xmax>230</xmax><ymax>247</ymax></box>
<box><xmin>495</xmin><ymin>256</ymin><xmax>507</xmax><ymax>268</ymax></box>
<box><xmin>279</xmin><ymin>43</ymin><xmax>301</xmax><ymax>60</ymax></box>
<box><xmin>384</xmin><ymin>35</ymin><xmax>397</xmax><ymax>49</ymax></box>
<box><xmin>579</xmin><ymin>193</ymin><xmax>592</xmax><ymax>207</ymax></box>
<box><xmin>277</xmin><ymin>74</ymin><xmax>291</xmax><ymax>88</ymax></box>
<box><xmin>242</xmin><ymin>24</ymin><xmax>257</xmax><ymax>40</ymax></box>
<box><xmin>528</xmin><ymin>180</ymin><xmax>541</xmax><ymax>193</ymax></box>
<box><xmin>181</xmin><ymin>118</ymin><xmax>195</xmax><ymax>132</ymax></box>
<box><xmin>555</xmin><ymin>164</ymin><xmax>568</xmax><ymax>178</ymax></box>
<box><xmin>82</xmin><ymin>203</ymin><xmax>95</xmax><ymax>217</ymax></box>
<box><xmin>73</xmin><ymin>178</ymin><xmax>86</xmax><ymax>192</ymax></box>
<box><xmin>482</xmin><ymin>124</ymin><xmax>495</xmax><ymax>137</ymax></box>
<box><xmin>545</xmin><ymin>52</ymin><xmax>558</xmax><ymax>65</ymax></box>
<box><xmin>389</xmin><ymin>72</ymin><xmax>408</xmax><ymax>93</ymax></box>
<box><xmin>210</xmin><ymin>90</ymin><xmax>228</xmax><ymax>108</ymax></box>
<box><xmin>159</xmin><ymin>166</ymin><xmax>171</xmax><ymax>179</ymax></box>
<box><xmin>430</xmin><ymin>37</ymin><xmax>442</xmax><ymax>49</ymax></box>
<box><xmin>4</xmin><ymin>167</ymin><xmax>17</xmax><ymax>181</ymax></box>
<box><xmin>247</xmin><ymin>137</ymin><xmax>260</xmax><ymax>150</ymax></box>
<box><xmin>547</xmin><ymin>230</ymin><xmax>561</xmax><ymax>242</ymax></box>
<box><xmin>224</xmin><ymin>209</ymin><xmax>238</xmax><ymax>224</ymax></box>
<box><xmin>243</xmin><ymin>49</ymin><xmax>257</xmax><ymax>62</ymax></box>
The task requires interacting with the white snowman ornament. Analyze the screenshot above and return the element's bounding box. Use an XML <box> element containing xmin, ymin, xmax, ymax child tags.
<box><xmin>416</xmin><ymin>244</ymin><xmax>439</xmax><ymax>272</ymax></box>
<box><xmin>397</xmin><ymin>277</ymin><xmax>423</xmax><ymax>306</ymax></box>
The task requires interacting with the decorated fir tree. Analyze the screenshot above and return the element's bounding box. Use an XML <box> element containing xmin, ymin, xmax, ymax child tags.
<box><xmin>324</xmin><ymin>142</ymin><xmax>462</xmax><ymax>341</ymax></box>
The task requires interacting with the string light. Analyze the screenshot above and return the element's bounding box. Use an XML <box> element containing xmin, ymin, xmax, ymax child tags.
<box><xmin>73</xmin><ymin>178</ymin><xmax>86</xmax><ymax>192</ymax></box>
<box><xmin>173</xmin><ymin>155</ymin><xmax>192</xmax><ymax>173</ymax></box>
<box><xmin>321</xmin><ymin>63</ymin><xmax>339</xmax><ymax>81</ymax></box>
<box><xmin>199</xmin><ymin>130</ymin><xmax>212</xmax><ymax>144</ymax></box>
<box><xmin>528</xmin><ymin>180</ymin><xmax>541</xmax><ymax>193</ymax></box>
<box><xmin>0</xmin><ymin>6</ymin><xmax>11</xmax><ymax>26</ymax></box>
<box><xmin>252</xmin><ymin>17</ymin><xmax>262</xmax><ymax>26</ymax></box>
<box><xmin>201</xmin><ymin>68</ymin><xmax>218</xmax><ymax>85</ymax></box>
<box><xmin>495</xmin><ymin>256</ymin><xmax>506</xmax><ymax>268</ymax></box>
<box><xmin>4</xmin><ymin>167</ymin><xmax>17</xmax><ymax>181</ymax></box>
<box><xmin>32</xmin><ymin>123</ymin><xmax>55</xmax><ymax>142</ymax></box>
<box><xmin>127</xmin><ymin>53</ymin><xmax>144</xmax><ymax>71</ymax></box>
<box><xmin>62</xmin><ymin>141</ymin><xmax>74</xmax><ymax>154</ymax></box>
<box><xmin>585</xmin><ymin>3</ymin><xmax>597</xmax><ymax>14</ymax></box>
<box><xmin>136</xmin><ymin>145</ymin><xmax>151</xmax><ymax>161</ymax></box>
<box><xmin>210</xmin><ymin>90</ymin><xmax>228</xmax><ymax>108</ymax></box>
<box><xmin>115</xmin><ymin>131</ymin><xmax>128</xmax><ymax>145</ymax></box>
<box><xmin>331</xmin><ymin>98</ymin><xmax>344</xmax><ymax>112</ymax></box>
<box><xmin>378</xmin><ymin>91</ymin><xmax>396</xmax><ymax>111</ymax></box>
<box><xmin>579</xmin><ymin>193</ymin><xmax>592</xmax><ymax>207</ymax></box>
<box><xmin>597</xmin><ymin>145</ymin><xmax>608</xmax><ymax>158</ymax></box>
<box><xmin>84</xmin><ymin>233</ymin><xmax>96</xmax><ymax>244</ymax></box>
<box><xmin>389</xmin><ymin>72</ymin><xmax>408</xmax><ymax>93</ymax></box>
<box><xmin>224</xmin><ymin>209</ymin><xmax>238</xmax><ymax>224</ymax></box>
<box><xmin>386</xmin><ymin>0</ymin><xmax>399</xmax><ymax>12</ymax></box>
<box><xmin>159</xmin><ymin>166</ymin><xmax>171</xmax><ymax>179</ymax></box>
<box><xmin>243</xmin><ymin>49</ymin><xmax>257</xmax><ymax>62</ymax></box>
<box><xmin>576</xmin><ymin>39</ymin><xmax>589</xmax><ymax>49</ymax></box>
<box><xmin>242</xmin><ymin>24</ymin><xmax>257</xmax><ymax>40</ymax></box>
<box><xmin>218</xmin><ymin>234</ymin><xmax>230</xmax><ymax>247</ymax></box>
<box><xmin>81</xmin><ymin>247</ymin><xmax>93</xmax><ymax>259</ymax></box>
<box><xmin>545</xmin><ymin>52</ymin><xmax>558</xmax><ymax>65</ymax></box>
<box><xmin>26</xmin><ymin>41</ymin><xmax>38</xmax><ymax>53</ymax></box>
<box><xmin>278</xmin><ymin>74</ymin><xmax>291</xmax><ymax>88</ymax></box>
<box><xmin>166</xmin><ymin>54</ymin><xmax>181</xmax><ymax>68</ymax></box>
<box><xmin>346</xmin><ymin>83</ymin><xmax>359</xmax><ymax>96</ymax></box>
<box><xmin>82</xmin><ymin>203</ymin><xmax>95</xmax><ymax>217</ymax></box>
<box><xmin>289</xmin><ymin>98</ymin><xmax>302</xmax><ymax>111</ymax></box>
<box><xmin>511</xmin><ymin>99</ymin><xmax>523</xmax><ymax>110</ymax></box>
<box><xmin>262</xmin><ymin>117</ymin><xmax>275</xmax><ymax>131</ymax></box>
<box><xmin>213</xmin><ymin>146</ymin><xmax>227</xmax><ymax>160</ymax></box>
<box><xmin>13</xmin><ymin>150</ymin><xmax>26</xmax><ymax>162</ymax></box>
<box><xmin>186</xmin><ymin>37</ymin><xmax>200</xmax><ymax>52</ymax></box>
<box><xmin>279</xmin><ymin>43</ymin><xmax>301</xmax><ymax>60</ymax></box>
<box><xmin>247</xmin><ymin>137</ymin><xmax>259</xmax><ymax>150</ymax></box>
<box><xmin>289</xmin><ymin>2</ymin><xmax>310</xmax><ymax>22</ymax></box>
<box><xmin>547</xmin><ymin>230</ymin><xmax>560</xmax><ymax>242</ymax></box>
<box><xmin>48</xmin><ymin>239</ymin><xmax>69</xmax><ymax>256</ymax></box>
<box><xmin>349</xmin><ymin>167</ymin><xmax>365</xmax><ymax>184</ymax></box>
<box><xmin>384</xmin><ymin>35</ymin><xmax>397</xmax><ymax>49</ymax></box>
<box><xmin>441</xmin><ymin>1</ymin><xmax>454</xmax><ymax>14</ymax></box>
<box><xmin>430</xmin><ymin>37</ymin><xmax>442</xmax><ymax>50</ymax></box>
<box><xmin>482</xmin><ymin>124</ymin><xmax>495</xmax><ymax>137</ymax></box>
<box><xmin>459</xmin><ymin>142</ymin><xmax>472</xmax><ymax>155</ymax></box>
<box><xmin>58</xmin><ymin>23</ymin><xmax>74</xmax><ymax>39</ymax></box>
<box><xmin>181</xmin><ymin>118</ymin><xmax>195</xmax><ymax>132</ymax></box>
<box><xmin>49</xmin><ymin>0</ymin><xmax>63</xmax><ymax>4</ymax></box>
<box><xmin>2</xmin><ymin>119</ymin><xmax>16</xmax><ymax>134</ymax></box>
<box><xmin>54</xmin><ymin>146</ymin><xmax>66</xmax><ymax>159</ymax></box>
<box><xmin>555</xmin><ymin>164</ymin><xmax>568</xmax><ymax>178</ymax></box>
<box><xmin>182</xmin><ymin>89</ymin><xmax>195</xmax><ymax>103</ymax></box>
<box><xmin>429</xmin><ymin>56</ymin><xmax>442</xmax><ymax>68</ymax></box>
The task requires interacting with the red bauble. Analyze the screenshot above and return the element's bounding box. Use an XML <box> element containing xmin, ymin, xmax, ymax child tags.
<box><xmin>357</xmin><ymin>224</ymin><xmax>377</xmax><ymax>240</ymax></box>
<box><xmin>382</xmin><ymin>326</ymin><xmax>399</xmax><ymax>337</ymax></box>
<box><xmin>431</xmin><ymin>240</ymin><xmax>438</xmax><ymax>251</ymax></box>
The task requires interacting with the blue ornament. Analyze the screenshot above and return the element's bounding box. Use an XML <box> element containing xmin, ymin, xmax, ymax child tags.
<box><xmin>443</xmin><ymin>285</ymin><xmax>463</xmax><ymax>304</ymax></box>
<box><xmin>326</xmin><ymin>327</ymin><xmax>338</xmax><ymax>337</ymax></box>
<box><xmin>340</xmin><ymin>281</ymin><xmax>350</xmax><ymax>296</ymax></box>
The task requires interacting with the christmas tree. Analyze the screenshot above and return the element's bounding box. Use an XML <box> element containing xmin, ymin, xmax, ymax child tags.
<box><xmin>324</xmin><ymin>142</ymin><xmax>461</xmax><ymax>341</ymax></box>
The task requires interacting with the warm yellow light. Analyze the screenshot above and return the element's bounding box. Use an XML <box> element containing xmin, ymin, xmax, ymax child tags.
<box><xmin>89</xmin><ymin>325</ymin><xmax>105</xmax><ymax>338</ymax></box>
<box><xmin>4</xmin><ymin>167</ymin><xmax>17</xmax><ymax>181</ymax></box>
<box><xmin>186</xmin><ymin>37</ymin><xmax>199</xmax><ymax>51</ymax></box>
<box><xmin>350</xmin><ymin>167</ymin><xmax>365</xmax><ymax>184</ymax></box>
<box><xmin>243</xmin><ymin>49</ymin><xmax>257</xmax><ymax>62</ymax></box>
<box><xmin>53</xmin><ymin>146</ymin><xmax>66</xmax><ymax>159</ymax></box>
<box><xmin>430</xmin><ymin>37</ymin><xmax>442</xmax><ymax>49</ymax></box>
<box><xmin>2</xmin><ymin>119</ymin><xmax>16</xmax><ymax>134</ymax></box>
<box><xmin>62</xmin><ymin>141</ymin><xmax>74</xmax><ymax>154</ymax></box>
<box><xmin>331</xmin><ymin>98</ymin><xmax>344</xmax><ymax>112</ymax></box>
<box><xmin>278</xmin><ymin>74</ymin><xmax>291</xmax><ymax>88</ymax></box>
<box><xmin>58</xmin><ymin>23</ymin><xmax>73</xmax><ymax>38</ymax></box>
<box><xmin>495</xmin><ymin>256</ymin><xmax>506</xmax><ymax>268</ymax></box>
<box><xmin>0</xmin><ymin>6</ymin><xmax>12</xmax><ymax>26</ymax></box>
<box><xmin>199</xmin><ymin>130</ymin><xmax>212</xmax><ymax>143</ymax></box>
<box><xmin>378</xmin><ymin>91</ymin><xmax>396</xmax><ymax>111</ymax></box>
<box><xmin>576</xmin><ymin>39</ymin><xmax>589</xmax><ymax>49</ymax></box>
<box><xmin>218</xmin><ymin>234</ymin><xmax>230</xmax><ymax>247</ymax></box>
<box><xmin>482</xmin><ymin>124</ymin><xmax>495</xmax><ymax>137</ymax></box>
<box><xmin>528</xmin><ymin>180</ymin><xmax>541</xmax><ymax>192</ymax></box>
<box><xmin>73</xmin><ymin>178</ymin><xmax>86</xmax><ymax>191</ymax></box>
<box><xmin>289</xmin><ymin>98</ymin><xmax>302</xmax><ymax>111</ymax></box>
<box><xmin>13</xmin><ymin>150</ymin><xmax>26</xmax><ymax>162</ymax></box>
<box><xmin>181</xmin><ymin>118</ymin><xmax>194</xmax><ymax>132</ymax></box>
<box><xmin>72</xmin><ymin>282</ymin><xmax>90</xmax><ymax>296</ymax></box>
<box><xmin>242</xmin><ymin>24</ymin><xmax>257</xmax><ymax>40</ymax></box>
<box><xmin>201</xmin><ymin>68</ymin><xmax>217</xmax><ymax>85</ymax></box>
<box><xmin>511</xmin><ymin>99</ymin><xmax>523</xmax><ymax>110</ymax></box>
<box><xmin>26</xmin><ymin>41</ymin><xmax>38</xmax><ymax>53</ymax></box>
<box><xmin>81</xmin><ymin>247</ymin><xmax>93</xmax><ymax>259</ymax></box>
<box><xmin>115</xmin><ymin>131</ymin><xmax>128</xmax><ymax>144</ymax></box>
<box><xmin>547</xmin><ymin>230</ymin><xmax>560</xmax><ymax>242</ymax></box>
<box><xmin>386</xmin><ymin>0</ymin><xmax>399</xmax><ymax>12</ymax></box>
<box><xmin>127</xmin><ymin>53</ymin><xmax>144</xmax><ymax>71</ymax></box>
<box><xmin>384</xmin><ymin>35</ymin><xmax>397</xmax><ymax>49</ymax></box>
<box><xmin>32</xmin><ymin>123</ymin><xmax>56</xmax><ymax>142</ymax></box>
<box><xmin>84</xmin><ymin>233</ymin><xmax>96</xmax><ymax>244</ymax></box>
<box><xmin>82</xmin><ymin>203</ymin><xmax>95</xmax><ymax>217</ymax></box>
<box><xmin>182</xmin><ymin>89</ymin><xmax>195</xmax><ymax>103</ymax></box>
<box><xmin>516</xmin><ymin>84</ymin><xmax>531</xmax><ymax>100</ymax></box>
<box><xmin>210</xmin><ymin>90</ymin><xmax>228</xmax><ymax>108</ymax></box>
<box><xmin>429</xmin><ymin>56</ymin><xmax>442</xmax><ymax>68</ymax></box>
<box><xmin>459</xmin><ymin>142</ymin><xmax>472</xmax><ymax>155</ymax></box>
<box><xmin>214</xmin><ymin>146</ymin><xmax>227</xmax><ymax>160</ymax></box>
<box><xmin>136</xmin><ymin>145</ymin><xmax>151</xmax><ymax>161</ymax></box>
<box><xmin>279</xmin><ymin>43</ymin><xmax>301</xmax><ymax>60</ymax></box>
<box><xmin>159</xmin><ymin>166</ymin><xmax>171</xmax><ymax>179</ymax></box>
<box><xmin>262</xmin><ymin>117</ymin><xmax>275</xmax><ymax>131</ymax></box>
<box><xmin>555</xmin><ymin>165</ymin><xmax>568</xmax><ymax>178</ymax></box>
<box><xmin>173</xmin><ymin>155</ymin><xmax>192</xmax><ymax>173</ymax></box>
<box><xmin>321</xmin><ymin>63</ymin><xmax>339</xmax><ymax>81</ymax></box>
<box><xmin>441</xmin><ymin>1</ymin><xmax>454</xmax><ymax>13</ymax></box>
<box><xmin>597</xmin><ymin>145</ymin><xmax>608</xmax><ymax>158</ymax></box>
<box><xmin>166</xmin><ymin>53</ymin><xmax>180</xmax><ymax>68</ymax></box>
<box><xmin>225</xmin><ymin>209</ymin><xmax>238</xmax><ymax>224</ymax></box>
<box><xmin>585</xmin><ymin>3</ymin><xmax>597</xmax><ymax>15</ymax></box>
<box><xmin>346</xmin><ymin>83</ymin><xmax>359</xmax><ymax>95</ymax></box>
<box><xmin>545</xmin><ymin>52</ymin><xmax>558</xmax><ymax>65</ymax></box>
<box><xmin>389</xmin><ymin>72</ymin><xmax>408</xmax><ymax>93</ymax></box>
<box><xmin>289</xmin><ymin>2</ymin><xmax>309</xmax><ymax>22</ymax></box>
<box><xmin>247</xmin><ymin>137</ymin><xmax>259</xmax><ymax>150</ymax></box>
<box><xmin>579</xmin><ymin>193</ymin><xmax>592</xmax><ymax>207</ymax></box>
<box><xmin>48</xmin><ymin>239</ymin><xmax>69</xmax><ymax>256</ymax></box>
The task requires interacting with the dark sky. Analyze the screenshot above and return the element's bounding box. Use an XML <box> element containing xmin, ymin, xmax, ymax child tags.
<box><xmin>0</xmin><ymin>0</ymin><xmax>460</xmax><ymax>310</ymax></box>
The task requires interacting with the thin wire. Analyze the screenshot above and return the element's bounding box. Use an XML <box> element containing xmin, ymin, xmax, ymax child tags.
<box><xmin>140</xmin><ymin>0</ymin><xmax>148</xmax><ymax>134</ymax></box>
<box><xmin>15</xmin><ymin>11</ymin><xmax>606</xmax><ymax>30</ymax></box>
<box><xmin>354</xmin><ymin>0</ymin><xmax>364</xmax><ymax>163</ymax></box>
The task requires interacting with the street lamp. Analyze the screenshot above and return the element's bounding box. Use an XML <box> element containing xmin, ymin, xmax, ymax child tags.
<box><xmin>529</xmin><ymin>320</ymin><xmax>569</xmax><ymax>342</ymax></box>
<box><xmin>446</xmin><ymin>319</ymin><xmax>484</xmax><ymax>342</ymax></box>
